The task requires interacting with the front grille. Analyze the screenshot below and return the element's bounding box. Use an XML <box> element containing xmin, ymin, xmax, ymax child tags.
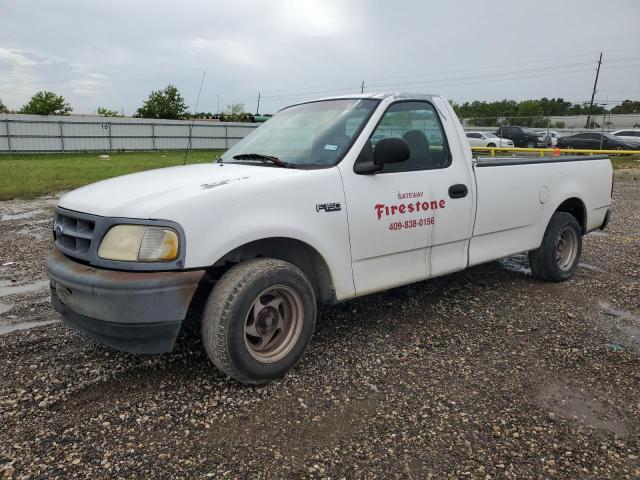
<box><xmin>54</xmin><ymin>209</ymin><xmax>97</xmax><ymax>257</ymax></box>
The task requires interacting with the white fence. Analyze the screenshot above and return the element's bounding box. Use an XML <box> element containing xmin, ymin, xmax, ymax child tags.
<box><xmin>0</xmin><ymin>114</ymin><xmax>259</xmax><ymax>153</ymax></box>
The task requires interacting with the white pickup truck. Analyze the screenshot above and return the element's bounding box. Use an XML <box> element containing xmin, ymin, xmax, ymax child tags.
<box><xmin>46</xmin><ymin>93</ymin><xmax>613</xmax><ymax>384</ymax></box>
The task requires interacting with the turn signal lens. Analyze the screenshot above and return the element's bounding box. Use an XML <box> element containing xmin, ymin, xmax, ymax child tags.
<box><xmin>98</xmin><ymin>225</ymin><xmax>179</xmax><ymax>262</ymax></box>
<box><xmin>139</xmin><ymin>228</ymin><xmax>179</xmax><ymax>261</ymax></box>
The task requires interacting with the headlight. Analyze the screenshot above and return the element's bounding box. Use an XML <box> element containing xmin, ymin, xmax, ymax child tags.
<box><xmin>98</xmin><ymin>225</ymin><xmax>179</xmax><ymax>262</ymax></box>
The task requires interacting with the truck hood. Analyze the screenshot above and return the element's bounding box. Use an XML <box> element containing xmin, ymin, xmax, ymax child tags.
<box><xmin>58</xmin><ymin>163</ymin><xmax>300</xmax><ymax>218</ymax></box>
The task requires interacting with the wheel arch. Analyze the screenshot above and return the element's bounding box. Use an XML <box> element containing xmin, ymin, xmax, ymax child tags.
<box><xmin>202</xmin><ymin>237</ymin><xmax>337</xmax><ymax>306</ymax></box>
<box><xmin>554</xmin><ymin>197</ymin><xmax>587</xmax><ymax>233</ymax></box>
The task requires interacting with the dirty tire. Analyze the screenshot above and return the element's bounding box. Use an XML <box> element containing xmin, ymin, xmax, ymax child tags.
<box><xmin>529</xmin><ymin>212</ymin><xmax>582</xmax><ymax>282</ymax></box>
<box><xmin>202</xmin><ymin>258</ymin><xmax>316</xmax><ymax>385</ymax></box>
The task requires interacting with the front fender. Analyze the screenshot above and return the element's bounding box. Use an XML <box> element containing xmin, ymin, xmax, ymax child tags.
<box><xmin>151</xmin><ymin>167</ymin><xmax>356</xmax><ymax>301</ymax></box>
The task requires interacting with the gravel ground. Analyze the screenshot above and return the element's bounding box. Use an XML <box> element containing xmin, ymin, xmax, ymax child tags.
<box><xmin>0</xmin><ymin>182</ymin><xmax>639</xmax><ymax>479</ymax></box>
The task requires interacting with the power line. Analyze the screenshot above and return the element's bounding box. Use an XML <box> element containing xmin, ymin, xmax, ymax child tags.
<box><xmin>226</xmin><ymin>55</ymin><xmax>640</xmax><ymax>111</ymax></box>
<box><xmin>227</xmin><ymin>61</ymin><xmax>597</xmax><ymax>105</ymax></box>
<box><xmin>230</xmin><ymin>56</ymin><xmax>640</xmax><ymax>107</ymax></box>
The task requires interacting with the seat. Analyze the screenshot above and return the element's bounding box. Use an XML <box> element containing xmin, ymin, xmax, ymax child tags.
<box><xmin>402</xmin><ymin>130</ymin><xmax>431</xmax><ymax>170</ymax></box>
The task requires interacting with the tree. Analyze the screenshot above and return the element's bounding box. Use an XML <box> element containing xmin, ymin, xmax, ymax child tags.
<box><xmin>221</xmin><ymin>102</ymin><xmax>252</xmax><ymax>122</ymax></box>
<box><xmin>96</xmin><ymin>106</ymin><xmax>121</xmax><ymax>117</ymax></box>
<box><xmin>20</xmin><ymin>91</ymin><xmax>72</xmax><ymax>115</ymax></box>
<box><xmin>135</xmin><ymin>84</ymin><xmax>188</xmax><ymax>119</ymax></box>
<box><xmin>611</xmin><ymin>100</ymin><xmax>640</xmax><ymax>114</ymax></box>
<box><xmin>0</xmin><ymin>98</ymin><xmax>7</xmax><ymax>113</ymax></box>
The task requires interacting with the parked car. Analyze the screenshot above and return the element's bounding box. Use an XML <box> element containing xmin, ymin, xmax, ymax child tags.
<box><xmin>495</xmin><ymin>126</ymin><xmax>546</xmax><ymax>148</ymax></box>
<box><xmin>611</xmin><ymin>129</ymin><xmax>640</xmax><ymax>148</ymax></box>
<box><xmin>537</xmin><ymin>130</ymin><xmax>562</xmax><ymax>147</ymax></box>
<box><xmin>46</xmin><ymin>93</ymin><xmax>613</xmax><ymax>384</ymax></box>
<box><xmin>556</xmin><ymin>132</ymin><xmax>637</xmax><ymax>150</ymax></box>
<box><xmin>465</xmin><ymin>131</ymin><xmax>514</xmax><ymax>148</ymax></box>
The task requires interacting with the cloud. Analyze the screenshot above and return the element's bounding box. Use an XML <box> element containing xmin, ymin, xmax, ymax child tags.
<box><xmin>70</xmin><ymin>71</ymin><xmax>110</xmax><ymax>96</ymax></box>
<box><xmin>189</xmin><ymin>37</ymin><xmax>264</xmax><ymax>67</ymax></box>
<box><xmin>0</xmin><ymin>47</ymin><xmax>39</xmax><ymax>67</ymax></box>
<box><xmin>0</xmin><ymin>47</ymin><xmax>110</xmax><ymax>109</ymax></box>
<box><xmin>269</xmin><ymin>0</ymin><xmax>355</xmax><ymax>37</ymax></box>
<box><xmin>0</xmin><ymin>0</ymin><xmax>638</xmax><ymax>114</ymax></box>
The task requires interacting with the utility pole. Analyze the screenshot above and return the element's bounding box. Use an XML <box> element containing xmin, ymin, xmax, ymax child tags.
<box><xmin>256</xmin><ymin>92</ymin><xmax>261</xmax><ymax>115</ymax></box>
<box><xmin>216</xmin><ymin>95</ymin><xmax>220</xmax><ymax>115</ymax></box>
<box><xmin>361</xmin><ymin>81</ymin><xmax>365</xmax><ymax>94</ymax></box>
<box><xmin>585</xmin><ymin>52</ymin><xmax>602</xmax><ymax>129</ymax></box>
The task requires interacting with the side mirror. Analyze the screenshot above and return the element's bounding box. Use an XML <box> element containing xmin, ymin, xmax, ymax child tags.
<box><xmin>374</xmin><ymin>137</ymin><xmax>410</xmax><ymax>166</ymax></box>
<box><xmin>353</xmin><ymin>137</ymin><xmax>410</xmax><ymax>174</ymax></box>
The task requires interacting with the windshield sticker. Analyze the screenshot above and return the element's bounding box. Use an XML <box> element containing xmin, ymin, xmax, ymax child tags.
<box><xmin>324</xmin><ymin>144</ymin><xmax>338</xmax><ymax>151</ymax></box>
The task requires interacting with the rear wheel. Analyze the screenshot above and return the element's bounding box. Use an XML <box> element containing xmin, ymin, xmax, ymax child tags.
<box><xmin>202</xmin><ymin>258</ymin><xmax>317</xmax><ymax>384</ymax></box>
<box><xmin>487</xmin><ymin>142</ymin><xmax>496</xmax><ymax>148</ymax></box>
<box><xmin>525</xmin><ymin>140</ymin><xmax>536</xmax><ymax>148</ymax></box>
<box><xmin>529</xmin><ymin>212</ymin><xmax>582</xmax><ymax>282</ymax></box>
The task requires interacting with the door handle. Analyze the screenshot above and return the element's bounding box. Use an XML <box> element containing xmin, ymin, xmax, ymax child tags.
<box><xmin>448</xmin><ymin>184</ymin><xmax>468</xmax><ymax>199</ymax></box>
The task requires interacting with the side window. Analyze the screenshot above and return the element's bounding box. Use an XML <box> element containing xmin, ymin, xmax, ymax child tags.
<box><xmin>370</xmin><ymin>101</ymin><xmax>451</xmax><ymax>173</ymax></box>
<box><xmin>466</xmin><ymin>132</ymin><xmax>481</xmax><ymax>138</ymax></box>
<box><xmin>618</xmin><ymin>130</ymin><xmax>639</xmax><ymax>137</ymax></box>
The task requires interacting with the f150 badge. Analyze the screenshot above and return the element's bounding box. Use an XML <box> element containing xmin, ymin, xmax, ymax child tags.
<box><xmin>316</xmin><ymin>203</ymin><xmax>341</xmax><ymax>213</ymax></box>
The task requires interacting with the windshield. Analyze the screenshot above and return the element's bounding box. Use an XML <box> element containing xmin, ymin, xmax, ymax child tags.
<box><xmin>221</xmin><ymin>98</ymin><xmax>379</xmax><ymax>167</ymax></box>
<box><xmin>603</xmin><ymin>133</ymin><xmax>618</xmax><ymax>140</ymax></box>
<box><xmin>483</xmin><ymin>132</ymin><xmax>499</xmax><ymax>138</ymax></box>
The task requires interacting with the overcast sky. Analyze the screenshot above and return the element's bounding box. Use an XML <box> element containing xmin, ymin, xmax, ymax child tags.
<box><xmin>1</xmin><ymin>0</ymin><xmax>639</xmax><ymax>115</ymax></box>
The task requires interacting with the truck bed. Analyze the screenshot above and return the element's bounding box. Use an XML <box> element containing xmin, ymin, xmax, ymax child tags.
<box><xmin>469</xmin><ymin>154</ymin><xmax>612</xmax><ymax>267</ymax></box>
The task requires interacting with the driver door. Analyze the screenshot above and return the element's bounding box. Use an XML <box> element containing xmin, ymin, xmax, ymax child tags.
<box><xmin>339</xmin><ymin>100</ymin><xmax>474</xmax><ymax>296</ymax></box>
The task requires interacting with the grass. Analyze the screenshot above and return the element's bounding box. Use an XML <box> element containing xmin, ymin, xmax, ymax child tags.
<box><xmin>0</xmin><ymin>150</ymin><xmax>224</xmax><ymax>200</ymax></box>
<box><xmin>611</xmin><ymin>156</ymin><xmax>640</xmax><ymax>170</ymax></box>
<box><xmin>1</xmin><ymin>150</ymin><xmax>638</xmax><ymax>201</ymax></box>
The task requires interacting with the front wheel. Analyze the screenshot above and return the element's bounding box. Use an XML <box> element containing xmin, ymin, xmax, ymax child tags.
<box><xmin>202</xmin><ymin>258</ymin><xmax>317</xmax><ymax>384</ymax></box>
<box><xmin>525</xmin><ymin>140</ymin><xmax>536</xmax><ymax>148</ymax></box>
<box><xmin>528</xmin><ymin>212</ymin><xmax>582</xmax><ymax>282</ymax></box>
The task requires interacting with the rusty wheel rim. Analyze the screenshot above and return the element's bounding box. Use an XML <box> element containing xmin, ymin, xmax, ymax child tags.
<box><xmin>244</xmin><ymin>285</ymin><xmax>303</xmax><ymax>363</ymax></box>
<box><xmin>556</xmin><ymin>227</ymin><xmax>578</xmax><ymax>271</ymax></box>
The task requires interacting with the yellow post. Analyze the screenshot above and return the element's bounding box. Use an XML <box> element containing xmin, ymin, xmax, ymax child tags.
<box><xmin>490</xmin><ymin>148</ymin><xmax>495</xmax><ymax>157</ymax></box>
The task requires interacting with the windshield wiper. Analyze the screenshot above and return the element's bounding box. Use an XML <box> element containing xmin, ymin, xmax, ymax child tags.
<box><xmin>231</xmin><ymin>153</ymin><xmax>293</xmax><ymax>168</ymax></box>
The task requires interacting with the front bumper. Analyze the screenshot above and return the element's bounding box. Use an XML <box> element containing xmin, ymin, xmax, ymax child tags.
<box><xmin>46</xmin><ymin>248</ymin><xmax>205</xmax><ymax>354</ymax></box>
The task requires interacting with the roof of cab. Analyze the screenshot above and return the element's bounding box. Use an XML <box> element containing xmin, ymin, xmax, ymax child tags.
<box><xmin>314</xmin><ymin>92</ymin><xmax>438</xmax><ymax>101</ymax></box>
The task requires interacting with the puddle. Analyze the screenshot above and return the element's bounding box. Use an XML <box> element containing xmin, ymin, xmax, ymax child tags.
<box><xmin>0</xmin><ymin>319</ymin><xmax>58</xmax><ymax>336</ymax></box>
<box><xmin>579</xmin><ymin>263</ymin><xmax>605</xmax><ymax>273</ymax></box>
<box><xmin>0</xmin><ymin>209</ymin><xmax>45</xmax><ymax>221</ymax></box>
<box><xmin>16</xmin><ymin>227</ymin><xmax>50</xmax><ymax>240</ymax></box>
<box><xmin>599</xmin><ymin>302</ymin><xmax>640</xmax><ymax>322</ymax></box>
<box><xmin>537</xmin><ymin>382</ymin><xmax>628</xmax><ymax>436</ymax></box>
<box><xmin>0</xmin><ymin>302</ymin><xmax>12</xmax><ymax>315</ymax></box>
<box><xmin>499</xmin><ymin>255</ymin><xmax>531</xmax><ymax>276</ymax></box>
<box><xmin>0</xmin><ymin>280</ymin><xmax>50</xmax><ymax>298</ymax></box>
<box><xmin>598</xmin><ymin>301</ymin><xmax>640</xmax><ymax>353</ymax></box>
